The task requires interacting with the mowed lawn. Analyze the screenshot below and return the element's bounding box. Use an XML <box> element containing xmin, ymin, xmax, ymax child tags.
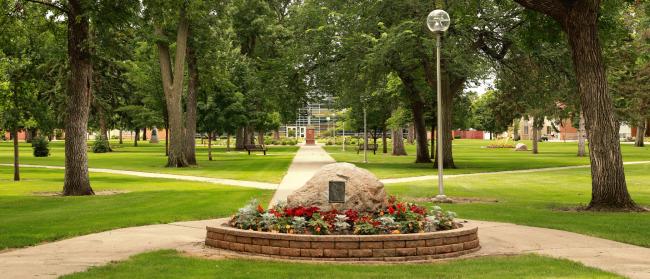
<box><xmin>0</xmin><ymin>167</ymin><xmax>272</xmax><ymax>249</ymax></box>
<box><xmin>387</xmin><ymin>164</ymin><xmax>650</xmax><ymax>247</ymax></box>
<box><xmin>63</xmin><ymin>250</ymin><xmax>622</xmax><ymax>279</ymax></box>
<box><xmin>324</xmin><ymin>140</ymin><xmax>650</xmax><ymax>178</ymax></box>
<box><xmin>0</xmin><ymin>141</ymin><xmax>299</xmax><ymax>183</ymax></box>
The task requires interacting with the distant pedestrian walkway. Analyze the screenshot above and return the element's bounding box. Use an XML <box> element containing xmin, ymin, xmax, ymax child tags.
<box><xmin>269</xmin><ymin>144</ymin><xmax>336</xmax><ymax>206</ymax></box>
<box><xmin>0</xmin><ymin>164</ymin><xmax>278</xmax><ymax>190</ymax></box>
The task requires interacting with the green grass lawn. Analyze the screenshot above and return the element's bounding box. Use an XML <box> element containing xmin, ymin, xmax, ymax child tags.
<box><xmin>0</xmin><ymin>141</ymin><xmax>298</xmax><ymax>183</ymax></box>
<box><xmin>62</xmin><ymin>250</ymin><xmax>621</xmax><ymax>279</ymax></box>
<box><xmin>325</xmin><ymin>140</ymin><xmax>650</xmax><ymax>178</ymax></box>
<box><xmin>0</xmin><ymin>167</ymin><xmax>272</xmax><ymax>249</ymax></box>
<box><xmin>387</xmin><ymin>163</ymin><xmax>650</xmax><ymax>247</ymax></box>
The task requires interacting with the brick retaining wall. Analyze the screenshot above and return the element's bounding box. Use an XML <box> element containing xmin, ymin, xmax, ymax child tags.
<box><xmin>205</xmin><ymin>219</ymin><xmax>480</xmax><ymax>262</ymax></box>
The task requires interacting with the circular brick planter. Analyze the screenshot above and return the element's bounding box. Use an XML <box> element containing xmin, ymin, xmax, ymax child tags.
<box><xmin>205</xmin><ymin>218</ymin><xmax>480</xmax><ymax>262</ymax></box>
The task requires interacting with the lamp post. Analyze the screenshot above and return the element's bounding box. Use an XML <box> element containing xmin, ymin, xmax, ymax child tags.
<box><xmin>427</xmin><ymin>9</ymin><xmax>451</xmax><ymax>202</ymax></box>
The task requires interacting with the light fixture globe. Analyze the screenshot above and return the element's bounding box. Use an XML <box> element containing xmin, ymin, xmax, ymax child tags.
<box><xmin>427</xmin><ymin>10</ymin><xmax>450</xmax><ymax>33</ymax></box>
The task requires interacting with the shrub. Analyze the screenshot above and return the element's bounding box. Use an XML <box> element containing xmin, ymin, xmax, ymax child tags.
<box><xmin>93</xmin><ymin>137</ymin><xmax>111</xmax><ymax>153</ymax></box>
<box><xmin>32</xmin><ymin>136</ymin><xmax>50</xmax><ymax>157</ymax></box>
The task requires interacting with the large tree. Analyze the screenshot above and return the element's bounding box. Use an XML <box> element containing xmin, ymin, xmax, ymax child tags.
<box><xmin>514</xmin><ymin>0</ymin><xmax>640</xmax><ymax>210</ymax></box>
<box><xmin>146</xmin><ymin>2</ymin><xmax>190</xmax><ymax>167</ymax></box>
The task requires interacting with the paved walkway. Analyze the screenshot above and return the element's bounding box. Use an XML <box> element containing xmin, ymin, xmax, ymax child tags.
<box><xmin>2</xmin><ymin>219</ymin><xmax>648</xmax><ymax>279</ymax></box>
<box><xmin>381</xmin><ymin>160</ymin><xmax>650</xmax><ymax>184</ymax></box>
<box><xmin>0</xmin><ymin>164</ymin><xmax>278</xmax><ymax>190</ymax></box>
<box><xmin>269</xmin><ymin>144</ymin><xmax>336</xmax><ymax>206</ymax></box>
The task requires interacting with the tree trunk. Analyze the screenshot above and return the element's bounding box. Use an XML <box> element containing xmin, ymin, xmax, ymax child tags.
<box><xmin>12</xmin><ymin>129</ymin><xmax>19</xmax><ymax>181</ymax></box>
<box><xmin>258</xmin><ymin>131</ymin><xmax>264</xmax><ymax>145</ymax></box>
<box><xmin>119</xmin><ymin>130</ymin><xmax>123</xmax><ymax>144</ymax></box>
<box><xmin>134</xmin><ymin>128</ymin><xmax>140</xmax><ymax>147</ymax></box>
<box><xmin>513</xmin><ymin>119</ymin><xmax>520</xmax><ymax>141</ymax></box>
<box><xmin>578</xmin><ymin>111</ymin><xmax>587</xmax><ymax>156</ymax></box>
<box><xmin>155</xmin><ymin>7</ymin><xmax>189</xmax><ymax>168</ymax></box>
<box><xmin>246</xmin><ymin>126</ymin><xmax>254</xmax><ymax>145</ymax></box>
<box><xmin>62</xmin><ymin>0</ymin><xmax>93</xmax><ymax>196</ymax></box>
<box><xmin>382</xmin><ymin>129</ymin><xmax>387</xmax><ymax>154</ymax></box>
<box><xmin>235</xmin><ymin>127</ymin><xmax>245</xmax><ymax>150</ymax></box>
<box><xmin>142</xmin><ymin>127</ymin><xmax>147</xmax><ymax>141</ymax></box>
<box><xmin>184</xmin><ymin>38</ymin><xmax>198</xmax><ymax>165</ymax></box>
<box><xmin>532</xmin><ymin>124</ymin><xmax>539</xmax><ymax>154</ymax></box>
<box><xmin>430</xmin><ymin>122</ymin><xmax>435</xmax><ymax>159</ymax></box>
<box><xmin>398</xmin><ymin>72</ymin><xmax>431</xmax><ymax>163</ymax></box>
<box><xmin>208</xmin><ymin>132</ymin><xmax>213</xmax><ymax>161</ymax></box>
<box><xmin>392</xmin><ymin>129</ymin><xmax>407</xmax><ymax>156</ymax></box>
<box><xmin>407</xmin><ymin>123</ymin><xmax>415</xmax><ymax>144</ymax></box>
<box><xmin>565</xmin><ymin>4</ymin><xmax>637</xmax><ymax>210</ymax></box>
<box><xmin>273</xmin><ymin>128</ymin><xmax>280</xmax><ymax>140</ymax></box>
<box><xmin>98</xmin><ymin>108</ymin><xmax>108</xmax><ymax>141</ymax></box>
<box><xmin>165</xmin><ymin>124</ymin><xmax>169</xmax><ymax>156</ymax></box>
<box><xmin>635</xmin><ymin>121</ymin><xmax>645</xmax><ymax>147</ymax></box>
<box><xmin>227</xmin><ymin>134</ymin><xmax>231</xmax><ymax>152</ymax></box>
<box><xmin>434</xmin><ymin>75</ymin><xmax>459</xmax><ymax>169</ymax></box>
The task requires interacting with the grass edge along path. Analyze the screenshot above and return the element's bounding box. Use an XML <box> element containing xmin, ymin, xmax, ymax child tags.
<box><xmin>61</xmin><ymin>250</ymin><xmax>623</xmax><ymax>279</ymax></box>
<box><xmin>0</xmin><ymin>167</ymin><xmax>273</xmax><ymax>249</ymax></box>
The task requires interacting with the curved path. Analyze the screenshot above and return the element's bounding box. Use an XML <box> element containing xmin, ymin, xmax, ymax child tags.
<box><xmin>1</xmin><ymin>218</ymin><xmax>649</xmax><ymax>279</ymax></box>
<box><xmin>0</xmin><ymin>164</ymin><xmax>278</xmax><ymax>190</ymax></box>
<box><xmin>0</xmin><ymin>145</ymin><xmax>649</xmax><ymax>278</ymax></box>
<box><xmin>380</xmin><ymin>160</ymin><xmax>650</xmax><ymax>184</ymax></box>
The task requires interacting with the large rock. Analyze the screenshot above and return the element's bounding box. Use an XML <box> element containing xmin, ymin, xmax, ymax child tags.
<box><xmin>515</xmin><ymin>143</ymin><xmax>528</xmax><ymax>151</ymax></box>
<box><xmin>286</xmin><ymin>163</ymin><xmax>388</xmax><ymax>212</ymax></box>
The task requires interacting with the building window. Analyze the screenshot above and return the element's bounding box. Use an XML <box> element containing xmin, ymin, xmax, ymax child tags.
<box><xmin>524</xmin><ymin>125</ymin><xmax>529</xmax><ymax>134</ymax></box>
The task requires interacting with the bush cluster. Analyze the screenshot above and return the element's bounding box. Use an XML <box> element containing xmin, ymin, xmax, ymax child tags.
<box><xmin>32</xmin><ymin>136</ymin><xmax>50</xmax><ymax>157</ymax></box>
<box><xmin>92</xmin><ymin>137</ymin><xmax>111</xmax><ymax>153</ymax></box>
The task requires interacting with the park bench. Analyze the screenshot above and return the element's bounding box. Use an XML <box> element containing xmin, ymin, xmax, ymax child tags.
<box><xmin>356</xmin><ymin>143</ymin><xmax>378</xmax><ymax>155</ymax></box>
<box><xmin>245</xmin><ymin>144</ymin><xmax>267</xmax><ymax>155</ymax></box>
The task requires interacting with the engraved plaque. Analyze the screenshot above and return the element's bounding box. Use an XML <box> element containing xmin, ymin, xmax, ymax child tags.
<box><xmin>328</xmin><ymin>181</ymin><xmax>346</xmax><ymax>203</ymax></box>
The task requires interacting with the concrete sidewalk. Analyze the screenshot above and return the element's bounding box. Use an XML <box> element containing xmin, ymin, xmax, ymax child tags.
<box><xmin>269</xmin><ymin>144</ymin><xmax>335</xmax><ymax>206</ymax></box>
<box><xmin>381</xmin><ymin>160</ymin><xmax>650</xmax><ymax>184</ymax></box>
<box><xmin>0</xmin><ymin>164</ymin><xmax>278</xmax><ymax>190</ymax></box>
<box><xmin>2</xmin><ymin>219</ymin><xmax>648</xmax><ymax>278</ymax></box>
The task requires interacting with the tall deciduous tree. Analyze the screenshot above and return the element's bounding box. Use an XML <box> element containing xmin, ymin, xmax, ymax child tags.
<box><xmin>514</xmin><ymin>0</ymin><xmax>640</xmax><ymax>210</ymax></box>
<box><xmin>147</xmin><ymin>2</ymin><xmax>190</xmax><ymax>167</ymax></box>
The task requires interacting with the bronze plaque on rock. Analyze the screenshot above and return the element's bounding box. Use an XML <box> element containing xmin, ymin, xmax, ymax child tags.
<box><xmin>329</xmin><ymin>181</ymin><xmax>346</xmax><ymax>203</ymax></box>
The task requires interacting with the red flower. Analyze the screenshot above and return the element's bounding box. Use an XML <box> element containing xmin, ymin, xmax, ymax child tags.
<box><xmin>344</xmin><ymin>209</ymin><xmax>358</xmax><ymax>222</ymax></box>
<box><xmin>294</xmin><ymin>207</ymin><xmax>305</xmax><ymax>217</ymax></box>
<box><xmin>396</xmin><ymin>203</ymin><xmax>406</xmax><ymax>213</ymax></box>
<box><xmin>257</xmin><ymin>204</ymin><xmax>265</xmax><ymax>214</ymax></box>
<box><xmin>284</xmin><ymin>208</ymin><xmax>294</xmax><ymax>216</ymax></box>
<box><xmin>388</xmin><ymin>206</ymin><xmax>395</xmax><ymax>215</ymax></box>
<box><xmin>269</xmin><ymin>209</ymin><xmax>282</xmax><ymax>217</ymax></box>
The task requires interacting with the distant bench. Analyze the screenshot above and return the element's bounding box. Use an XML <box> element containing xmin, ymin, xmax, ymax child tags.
<box><xmin>245</xmin><ymin>144</ymin><xmax>267</xmax><ymax>155</ymax></box>
<box><xmin>356</xmin><ymin>143</ymin><xmax>377</xmax><ymax>155</ymax></box>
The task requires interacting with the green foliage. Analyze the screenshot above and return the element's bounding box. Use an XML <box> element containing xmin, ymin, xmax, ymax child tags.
<box><xmin>92</xmin><ymin>137</ymin><xmax>111</xmax><ymax>153</ymax></box>
<box><xmin>31</xmin><ymin>136</ymin><xmax>49</xmax><ymax>157</ymax></box>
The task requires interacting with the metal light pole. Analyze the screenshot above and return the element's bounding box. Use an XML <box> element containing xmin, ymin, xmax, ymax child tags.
<box><xmin>363</xmin><ymin>106</ymin><xmax>368</xmax><ymax>164</ymax></box>
<box><xmin>427</xmin><ymin>10</ymin><xmax>451</xmax><ymax>202</ymax></box>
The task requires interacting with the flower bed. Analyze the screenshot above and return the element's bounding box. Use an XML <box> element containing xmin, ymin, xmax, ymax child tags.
<box><xmin>205</xmin><ymin>219</ymin><xmax>479</xmax><ymax>261</ymax></box>
<box><xmin>205</xmin><ymin>197</ymin><xmax>480</xmax><ymax>262</ymax></box>
<box><xmin>229</xmin><ymin>197</ymin><xmax>460</xmax><ymax>235</ymax></box>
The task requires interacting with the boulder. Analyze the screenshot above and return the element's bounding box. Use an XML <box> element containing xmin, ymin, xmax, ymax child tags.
<box><xmin>515</xmin><ymin>143</ymin><xmax>528</xmax><ymax>151</ymax></box>
<box><xmin>286</xmin><ymin>163</ymin><xmax>388</xmax><ymax>212</ymax></box>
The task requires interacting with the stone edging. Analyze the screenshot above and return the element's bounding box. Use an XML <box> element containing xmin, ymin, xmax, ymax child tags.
<box><xmin>205</xmin><ymin>219</ymin><xmax>480</xmax><ymax>262</ymax></box>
